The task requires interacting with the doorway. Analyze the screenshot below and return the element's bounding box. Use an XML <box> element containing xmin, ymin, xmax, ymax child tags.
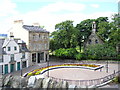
<box><xmin>4</xmin><ymin>64</ymin><xmax>8</xmax><ymax>74</ymax></box>
<box><xmin>10</xmin><ymin>64</ymin><xmax>15</xmax><ymax>72</ymax></box>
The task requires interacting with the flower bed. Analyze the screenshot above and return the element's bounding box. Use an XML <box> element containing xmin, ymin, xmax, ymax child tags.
<box><xmin>25</xmin><ymin>64</ymin><xmax>103</xmax><ymax>77</ymax></box>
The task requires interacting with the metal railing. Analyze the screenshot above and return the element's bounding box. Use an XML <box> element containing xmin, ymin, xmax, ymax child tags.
<box><xmin>48</xmin><ymin>70</ymin><xmax>120</xmax><ymax>86</ymax></box>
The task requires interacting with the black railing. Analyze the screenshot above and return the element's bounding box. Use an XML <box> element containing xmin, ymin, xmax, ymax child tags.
<box><xmin>48</xmin><ymin>70</ymin><xmax>120</xmax><ymax>86</ymax></box>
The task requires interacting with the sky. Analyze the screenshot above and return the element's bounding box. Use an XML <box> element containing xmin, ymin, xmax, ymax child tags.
<box><xmin>0</xmin><ymin>0</ymin><xmax>119</xmax><ymax>34</ymax></box>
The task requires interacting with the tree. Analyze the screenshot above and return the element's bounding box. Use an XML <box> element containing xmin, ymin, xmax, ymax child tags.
<box><xmin>97</xmin><ymin>20</ymin><xmax>111</xmax><ymax>42</ymax></box>
<box><xmin>50</xmin><ymin>20</ymin><xmax>79</xmax><ymax>50</ymax></box>
<box><xmin>108</xmin><ymin>14</ymin><xmax>120</xmax><ymax>47</ymax></box>
<box><xmin>84</xmin><ymin>44</ymin><xmax>117</xmax><ymax>60</ymax></box>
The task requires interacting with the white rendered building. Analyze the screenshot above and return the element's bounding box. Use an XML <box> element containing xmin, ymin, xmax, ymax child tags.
<box><xmin>9</xmin><ymin>20</ymin><xmax>49</xmax><ymax>65</ymax></box>
<box><xmin>0</xmin><ymin>33</ymin><xmax>29</xmax><ymax>74</ymax></box>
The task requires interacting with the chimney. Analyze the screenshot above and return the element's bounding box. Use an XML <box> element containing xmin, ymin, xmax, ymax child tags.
<box><xmin>14</xmin><ymin>20</ymin><xmax>23</xmax><ymax>24</ymax></box>
<box><xmin>13</xmin><ymin>20</ymin><xmax>23</xmax><ymax>28</ymax></box>
<box><xmin>10</xmin><ymin>32</ymin><xmax>14</xmax><ymax>40</ymax></box>
<box><xmin>33</xmin><ymin>23</ymin><xmax>40</xmax><ymax>26</ymax></box>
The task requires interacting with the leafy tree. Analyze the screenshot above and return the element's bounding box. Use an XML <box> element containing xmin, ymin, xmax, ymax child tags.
<box><xmin>84</xmin><ymin>44</ymin><xmax>117</xmax><ymax>60</ymax></box>
<box><xmin>50</xmin><ymin>20</ymin><xmax>79</xmax><ymax>50</ymax></box>
<box><xmin>108</xmin><ymin>14</ymin><xmax>120</xmax><ymax>47</ymax></box>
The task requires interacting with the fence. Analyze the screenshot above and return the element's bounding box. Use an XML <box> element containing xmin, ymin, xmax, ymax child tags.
<box><xmin>49</xmin><ymin>70</ymin><xmax>120</xmax><ymax>87</ymax></box>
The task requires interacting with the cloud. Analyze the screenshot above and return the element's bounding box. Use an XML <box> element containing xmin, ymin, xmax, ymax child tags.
<box><xmin>0</xmin><ymin>1</ymin><xmax>117</xmax><ymax>34</ymax></box>
<box><xmin>0</xmin><ymin>0</ymin><xmax>18</xmax><ymax>17</ymax></box>
<box><xmin>90</xmin><ymin>4</ymin><xmax>99</xmax><ymax>8</ymax></box>
<box><xmin>40</xmin><ymin>2</ymin><xmax>86</xmax><ymax>14</ymax></box>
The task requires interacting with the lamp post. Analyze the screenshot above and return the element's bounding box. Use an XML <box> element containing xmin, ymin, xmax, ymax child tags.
<box><xmin>47</xmin><ymin>56</ymin><xmax>49</xmax><ymax>78</ymax></box>
<box><xmin>106</xmin><ymin>59</ymin><xmax>108</xmax><ymax>73</ymax></box>
<box><xmin>106</xmin><ymin>44</ymin><xmax>108</xmax><ymax>73</ymax></box>
<box><xmin>21</xmin><ymin>57</ymin><xmax>23</xmax><ymax>77</ymax></box>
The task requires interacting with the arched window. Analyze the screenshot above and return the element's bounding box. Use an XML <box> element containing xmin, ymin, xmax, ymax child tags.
<box><xmin>95</xmin><ymin>39</ymin><xmax>98</xmax><ymax>44</ymax></box>
<box><xmin>89</xmin><ymin>39</ymin><xmax>91</xmax><ymax>44</ymax></box>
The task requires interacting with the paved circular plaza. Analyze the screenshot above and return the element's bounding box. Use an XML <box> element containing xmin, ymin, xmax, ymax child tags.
<box><xmin>43</xmin><ymin>63</ymin><xmax>119</xmax><ymax>80</ymax></box>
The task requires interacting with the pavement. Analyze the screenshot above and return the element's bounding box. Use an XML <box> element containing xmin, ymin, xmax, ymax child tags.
<box><xmin>1</xmin><ymin>60</ymin><xmax>120</xmax><ymax>88</ymax></box>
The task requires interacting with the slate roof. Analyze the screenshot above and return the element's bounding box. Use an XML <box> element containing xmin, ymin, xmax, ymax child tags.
<box><xmin>0</xmin><ymin>39</ymin><xmax>5</xmax><ymax>54</ymax></box>
<box><xmin>0</xmin><ymin>38</ymin><xmax>29</xmax><ymax>55</ymax></box>
<box><xmin>23</xmin><ymin>25</ymin><xmax>49</xmax><ymax>33</ymax></box>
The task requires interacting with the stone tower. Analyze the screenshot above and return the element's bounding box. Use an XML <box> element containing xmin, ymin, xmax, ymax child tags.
<box><xmin>84</xmin><ymin>21</ymin><xmax>104</xmax><ymax>47</ymax></box>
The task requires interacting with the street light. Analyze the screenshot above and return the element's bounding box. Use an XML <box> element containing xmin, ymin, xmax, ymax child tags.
<box><xmin>106</xmin><ymin>44</ymin><xmax>108</xmax><ymax>73</ymax></box>
<box><xmin>47</xmin><ymin>57</ymin><xmax>49</xmax><ymax>78</ymax></box>
<box><xmin>21</xmin><ymin>57</ymin><xmax>23</xmax><ymax>77</ymax></box>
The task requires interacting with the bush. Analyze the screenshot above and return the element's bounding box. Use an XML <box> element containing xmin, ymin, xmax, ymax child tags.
<box><xmin>75</xmin><ymin>53</ymin><xmax>82</xmax><ymax>60</ymax></box>
<box><xmin>54</xmin><ymin>48</ymin><xmax>78</xmax><ymax>59</ymax></box>
<box><xmin>84</xmin><ymin>44</ymin><xmax>117</xmax><ymax>60</ymax></box>
<box><xmin>112</xmin><ymin>76</ymin><xmax>120</xmax><ymax>83</ymax></box>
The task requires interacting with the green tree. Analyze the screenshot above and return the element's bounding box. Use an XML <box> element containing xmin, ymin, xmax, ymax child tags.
<box><xmin>84</xmin><ymin>44</ymin><xmax>117</xmax><ymax>60</ymax></box>
<box><xmin>50</xmin><ymin>20</ymin><xmax>79</xmax><ymax>50</ymax></box>
<box><xmin>54</xmin><ymin>48</ymin><xmax>78</xmax><ymax>59</ymax></box>
<box><xmin>108</xmin><ymin>14</ymin><xmax>120</xmax><ymax>47</ymax></box>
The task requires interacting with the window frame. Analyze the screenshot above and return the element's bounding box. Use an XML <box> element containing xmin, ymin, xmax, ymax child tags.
<box><xmin>14</xmin><ymin>46</ymin><xmax>17</xmax><ymax>50</ymax></box>
<box><xmin>8</xmin><ymin>47</ymin><xmax>11</xmax><ymax>51</ymax></box>
<box><xmin>10</xmin><ymin>54</ymin><xmax>14</xmax><ymax>61</ymax></box>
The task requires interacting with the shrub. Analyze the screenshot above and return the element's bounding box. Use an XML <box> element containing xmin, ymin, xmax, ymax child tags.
<box><xmin>112</xmin><ymin>76</ymin><xmax>120</xmax><ymax>83</ymax></box>
<box><xmin>75</xmin><ymin>53</ymin><xmax>83</xmax><ymax>60</ymax></box>
<box><xmin>84</xmin><ymin>44</ymin><xmax>117</xmax><ymax>60</ymax></box>
<box><xmin>54</xmin><ymin>48</ymin><xmax>78</xmax><ymax>59</ymax></box>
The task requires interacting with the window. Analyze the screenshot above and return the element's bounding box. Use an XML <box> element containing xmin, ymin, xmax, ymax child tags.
<box><xmin>0</xmin><ymin>56</ymin><xmax>3</xmax><ymax>62</ymax></box>
<box><xmin>8</xmin><ymin>47</ymin><xmax>10</xmax><ymax>51</ymax></box>
<box><xmin>44</xmin><ymin>35</ymin><xmax>46</xmax><ymax>39</ymax></box>
<box><xmin>11</xmin><ymin>54</ymin><xmax>14</xmax><ymax>61</ymax></box>
<box><xmin>14</xmin><ymin>46</ymin><xmax>17</xmax><ymax>50</ymax></box>
<box><xmin>32</xmin><ymin>53</ymin><xmax>36</xmax><ymax>62</ymax></box>
<box><xmin>95</xmin><ymin>39</ymin><xmax>98</xmax><ymax>44</ymax></box>
<box><xmin>88</xmin><ymin>39</ymin><xmax>92</xmax><ymax>44</ymax></box>
<box><xmin>40</xmin><ymin>52</ymin><xmax>44</xmax><ymax>60</ymax></box>
<box><xmin>22</xmin><ymin>61</ymin><xmax>26</xmax><ymax>68</ymax></box>
<box><xmin>22</xmin><ymin>53</ymin><xmax>25</xmax><ymax>59</ymax></box>
<box><xmin>39</xmin><ymin>34</ymin><xmax>41</xmax><ymax>38</ymax></box>
<box><xmin>33</xmin><ymin>35</ymin><xmax>35</xmax><ymax>40</ymax></box>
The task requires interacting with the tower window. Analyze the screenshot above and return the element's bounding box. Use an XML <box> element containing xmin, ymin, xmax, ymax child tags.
<box><xmin>95</xmin><ymin>39</ymin><xmax>98</xmax><ymax>44</ymax></box>
<box><xmin>89</xmin><ymin>39</ymin><xmax>91</xmax><ymax>44</ymax></box>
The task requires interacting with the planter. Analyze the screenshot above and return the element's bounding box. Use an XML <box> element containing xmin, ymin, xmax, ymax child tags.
<box><xmin>26</xmin><ymin>64</ymin><xmax>104</xmax><ymax>77</ymax></box>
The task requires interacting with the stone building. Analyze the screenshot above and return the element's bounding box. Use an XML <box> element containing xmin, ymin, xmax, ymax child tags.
<box><xmin>84</xmin><ymin>21</ymin><xmax>104</xmax><ymax>47</ymax></box>
<box><xmin>9</xmin><ymin>20</ymin><xmax>49</xmax><ymax>65</ymax></box>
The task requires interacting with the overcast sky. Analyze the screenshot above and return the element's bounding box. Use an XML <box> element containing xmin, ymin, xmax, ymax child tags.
<box><xmin>0</xmin><ymin>0</ymin><xmax>119</xmax><ymax>34</ymax></box>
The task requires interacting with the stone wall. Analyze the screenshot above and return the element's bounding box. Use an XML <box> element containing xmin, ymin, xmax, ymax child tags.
<box><xmin>29</xmin><ymin>32</ymin><xmax>49</xmax><ymax>52</ymax></box>
<box><xmin>1</xmin><ymin>75</ymin><xmax>98</xmax><ymax>89</ymax></box>
<box><xmin>85</xmin><ymin>33</ymin><xmax>104</xmax><ymax>47</ymax></box>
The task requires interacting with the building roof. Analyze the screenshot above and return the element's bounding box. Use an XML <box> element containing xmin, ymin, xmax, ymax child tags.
<box><xmin>23</xmin><ymin>25</ymin><xmax>49</xmax><ymax>33</ymax></box>
<box><xmin>0</xmin><ymin>39</ymin><xmax>5</xmax><ymax>54</ymax></box>
<box><xmin>0</xmin><ymin>38</ymin><xmax>29</xmax><ymax>55</ymax></box>
<box><xmin>17</xmin><ymin>40</ymin><xmax>25</xmax><ymax>44</ymax></box>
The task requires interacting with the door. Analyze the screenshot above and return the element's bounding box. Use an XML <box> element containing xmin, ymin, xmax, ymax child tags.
<box><xmin>38</xmin><ymin>53</ymin><xmax>40</xmax><ymax>63</ymax></box>
<box><xmin>4</xmin><ymin>64</ymin><xmax>8</xmax><ymax>74</ymax></box>
<box><xmin>17</xmin><ymin>62</ymin><xmax>20</xmax><ymax>70</ymax></box>
<box><xmin>46</xmin><ymin>54</ymin><xmax>48</xmax><ymax>61</ymax></box>
<box><xmin>10</xmin><ymin>64</ymin><xmax>15</xmax><ymax>72</ymax></box>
